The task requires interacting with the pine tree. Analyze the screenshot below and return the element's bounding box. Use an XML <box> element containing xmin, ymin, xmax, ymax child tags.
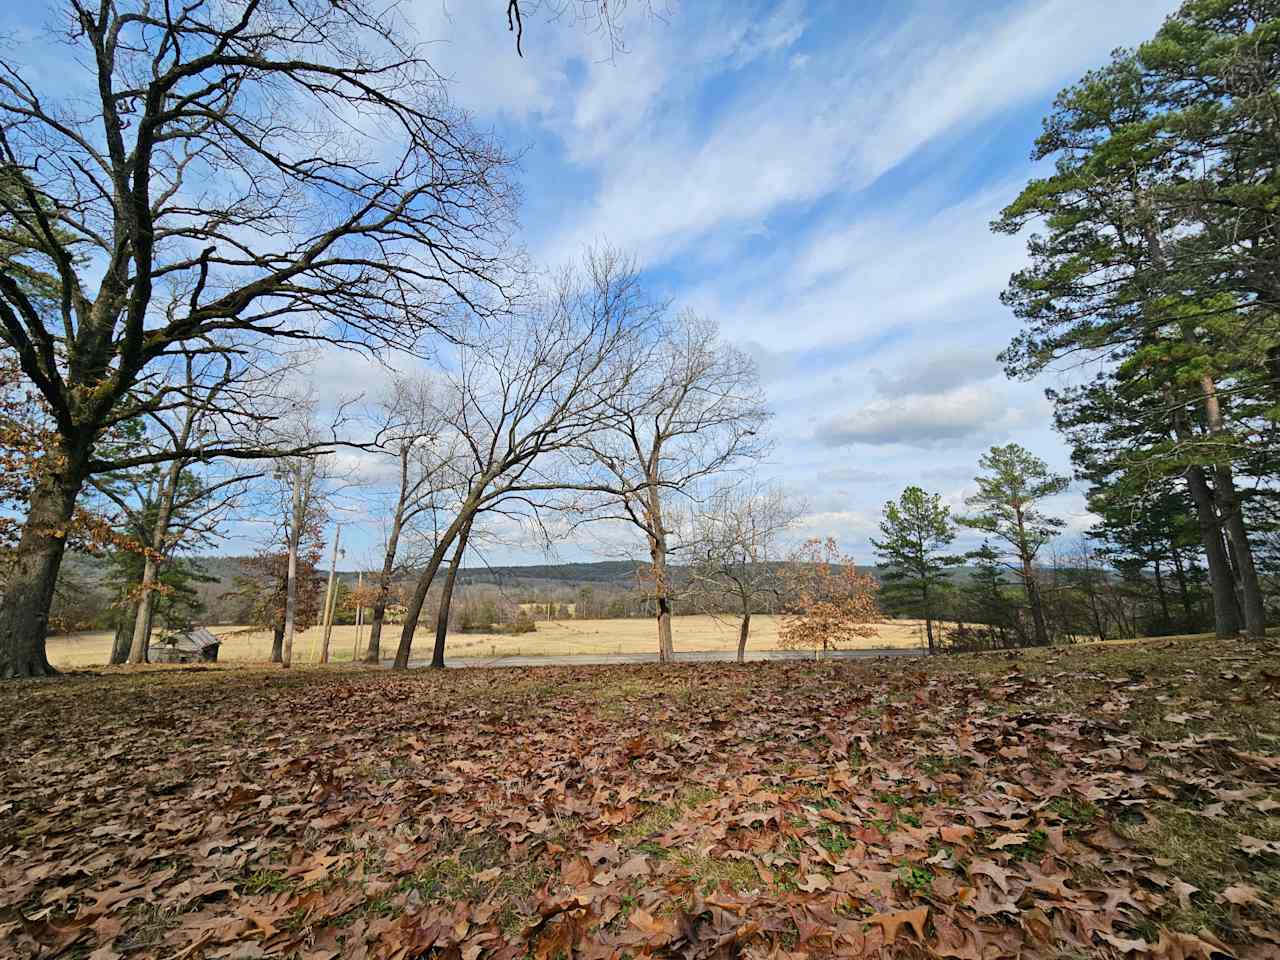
<box><xmin>958</xmin><ymin>445</ymin><xmax>1068</xmax><ymax>647</ymax></box>
<box><xmin>992</xmin><ymin>3</ymin><xmax>1280</xmax><ymax>638</ymax></box>
<box><xmin>871</xmin><ymin>486</ymin><xmax>962</xmax><ymax>652</ymax></box>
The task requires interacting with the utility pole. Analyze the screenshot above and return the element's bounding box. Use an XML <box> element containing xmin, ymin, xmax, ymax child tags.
<box><xmin>319</xmin><ymin>523</ymin><xmax>343</xmax><ymax>664</ymax></box>
<box><xmin>353</xmin><ymin>571</ymin><xmax>364</xmax><ymax>662</ymax></box>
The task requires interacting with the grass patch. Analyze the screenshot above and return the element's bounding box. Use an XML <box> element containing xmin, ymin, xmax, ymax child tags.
<box><xmin>616</xmin><ymin>785</ymin><xmax>719</xmax><ymax>844</ymax></box>
<box><xmin>672</xmin><ymin>851</ymin><xmax>760</xmax><ymax>894</ymax></box>
<box><xmin>239</xmin><ymin>869</ymin><xmax>292</xmax><ymax>895</ymax></box>
<box><xmin>1117</xmin><ymin>801</ymin><xmax>1280</xmax><ymax>936</ymax></box>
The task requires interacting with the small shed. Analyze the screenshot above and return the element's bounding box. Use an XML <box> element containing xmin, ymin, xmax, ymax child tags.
<box><xmin>151</xmin><ymin>627</ymin><xmax>221</xmax><ymax>664</ymax></box>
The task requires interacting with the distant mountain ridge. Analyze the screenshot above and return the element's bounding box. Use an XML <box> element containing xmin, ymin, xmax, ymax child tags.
<box><xmin>67</xmin><ymin>553</ymin><xmax>996</xmax><ymax>588</ymax></box>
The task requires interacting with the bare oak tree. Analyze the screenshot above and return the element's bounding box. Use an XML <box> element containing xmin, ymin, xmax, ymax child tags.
<box><xmin>0</xmin><ymin>0</ymin><xmax>516</xmax><ymax>676</ymax></box>
<box><xmin>392</xmin><ymin>249</ymin><xmax>660</xmax><ymax>669</ymax></box>
<box><xmin>578</xmin><ymin>312</ymin><xmax>771</xmax><ymax>662</ymax></box>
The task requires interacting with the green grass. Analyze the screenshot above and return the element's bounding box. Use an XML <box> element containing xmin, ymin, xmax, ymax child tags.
<box><xmin>1117</xmin><ymin>801</ymin><xmax>1280</xmax><ymax>937</ymax></box>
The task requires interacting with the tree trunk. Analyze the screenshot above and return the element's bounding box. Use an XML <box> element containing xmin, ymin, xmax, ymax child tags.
<box><xmin>270</xmin><ymin>622</ymin><xmax>284</xmax><ymax>663</ymax></box>
<box><xmin>319</xmin><ymin>524</ymin><xmax>342</xmax><ymax>664</ymax></box>
<box><xmin>129</xmin><ymin>459</ymin><xmax>181</xmax><ymax>665</ymax></box>
<box><xmin>1013</xmin><ymin>506</ymin><xmax>1050</xmax><ymax>647</ymax></box>
<box><xmin>366</xmin><ymin>596</ymin><xmax>389</xmax><ymax>664</ymax></box>
<box><xmin>1170</xmin><ymin>545</ymin><xmax>1196</xmax><ymax>630</ymax></box>
<box><xmin>656</xmin><ymin>596</ymin><xmax>673</xmax><ymax>662</ymax></box>
<box><xmin>648</xmin><ymin>532</ymin><xmax>674</xmax><ymax>663</ymax></box>
<box><xmin>353</xmin><ymin>571</ymin><xmax>363</xmax><ymax>663</ymax></box>
<box><xmin>110</xmin><ymin>607</ymin><xmax>137</xmax><ymax>665</ymax></box>
<box><xmin>920</xmin><ymin>578</ymin><xmax>937</xmax><ymax>653</ymax></box>
<box><xmin>1194</xmin><ymin>370</ymin><xmax>1265</xmax><ymax>639</ymax></box>
<box><xmin>737</xmin><ymin>610</ymin><xmax>750</xmax><ymax>663</ymax></box>
<box><xmin>1021</xmin><ymin>558</ymin><xmax>1050</xmax><ymax>646</ymax></box>
<box><xmin>281</xmin><ymin>462</ymin><xmax>313</xmax><ymax>669</ymax></box>
<box><xmin>1184</xmin><ymin>464</ymin><xmax>1243</xmax><ymax>638</ymax></box>
<box><xmin>127</xmin><ymin>555</ymin><xmax>158</xmax><ymax>664</ymax></box>
<box><xmin>1088</xmin><ymin>595</ymin><xmax>1107</xmax><ymax>642</ymax></box>
<box><xmin>1213</xmin><ymin>466</ymin><xmax>1266</xmax><ymax>640</ymax></box>
<box><xmin>430</xmin><ymin>517</ymin><xmax>473</xmax><ymax>669</ymax></box>
<box><xmin>1152</xmin><ymin>556</ymin><xmax>1171</xmax><ymax>630</ymax></box>
<box><xmin>364</xmin><ymin>511</ymin><xmax>405</xmax><ymax>664</ymax></box>
<box><xmin>0</xmin><ymin>464</ymin><xmax>86</xmax><ymax>678</ymax></box>
<box><xmin>394</xmin><ymin>511</ymin><xmax>470</xmax><ymax>670</ymax></box>
<box><xmin>282</xmin><ymin>524</ymin><xmax>299</xmax><ymax>668</ymax></box>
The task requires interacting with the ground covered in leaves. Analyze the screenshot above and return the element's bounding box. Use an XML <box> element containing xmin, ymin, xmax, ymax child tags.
<box><xmin>3</xmin><ymin>636</ymin><xmax>1280</xmax><ymax>959</ymax></box>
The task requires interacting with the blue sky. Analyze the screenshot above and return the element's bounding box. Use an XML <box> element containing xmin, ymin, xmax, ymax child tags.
<box><xmin>3</xmin><ymin>0</ymin><xmax>1181</xmax><ymax>571</ymax></box>
<box><xmin>362</xmin><ymin>0</ymin><xmax>1177</xmax><ymax>569</ymax></box>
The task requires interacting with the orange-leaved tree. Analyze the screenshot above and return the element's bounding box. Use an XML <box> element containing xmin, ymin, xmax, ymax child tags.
<box><xmin>779</xmin><ymin>538</ymin><xmax>880</xmax><ymax>657</ymax></box>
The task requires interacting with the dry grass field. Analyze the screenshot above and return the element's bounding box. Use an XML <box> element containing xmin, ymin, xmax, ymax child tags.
<box><xmin>44</xmin><ymin>614</ymin><xmax>929</xmax><ymax>667</ymax></box>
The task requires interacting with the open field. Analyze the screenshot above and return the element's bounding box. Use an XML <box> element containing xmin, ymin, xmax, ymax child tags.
<box><xmin>44</xmin><ymin>614</ymin><xmax>929</xmax><ymax>668</ymax></box>
<box><xmin>4</xmin><ymin>634</ymin><xmax>1278</xmax><ymax>958</ymax></box>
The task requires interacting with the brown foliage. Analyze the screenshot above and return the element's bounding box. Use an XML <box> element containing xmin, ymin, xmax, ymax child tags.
<box><xmin>0</xmin><ymin>359</ymin><xmax>134</xmax><ymax>559</ymax></box>
<box><xmin>233</xmin><ymin>530</ymin><xmax>327</xmax><ymax>637</ymax></box>
<box><xmin>778</xmin><ymin>537</ymin><xmax>880</xmax><ymax>652</ymax></box>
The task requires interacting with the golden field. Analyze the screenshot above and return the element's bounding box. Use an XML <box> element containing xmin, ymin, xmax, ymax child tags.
<box><xmin>44</xmin><ymin>614</ymin><xmax>930</xmax><ymax>667</ymax></box>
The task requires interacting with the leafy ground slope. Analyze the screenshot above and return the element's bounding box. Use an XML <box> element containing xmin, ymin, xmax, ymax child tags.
<box><xmin>2</xmin><ymin>635</ymin><xmax>1278</xmax><ymax>959</ymax></box>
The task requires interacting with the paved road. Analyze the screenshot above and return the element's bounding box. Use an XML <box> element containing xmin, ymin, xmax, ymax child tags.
<box><xmin>402</xmin><ymin>648</ymin><xmax>926</xmax><ymax>669</ymax></box>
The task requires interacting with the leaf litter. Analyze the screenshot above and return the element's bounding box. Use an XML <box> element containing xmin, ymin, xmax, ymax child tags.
<box><xmin>2</xmin><ymin>635</ymin><xmax>1279</xmax><ymax>958</ymax></box>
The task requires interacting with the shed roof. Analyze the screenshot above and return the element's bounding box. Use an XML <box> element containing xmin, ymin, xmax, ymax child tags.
<box><xmin>155</xmin><ymin>627</ymin><xmax>220</xmax><ymax>653</ymax></box>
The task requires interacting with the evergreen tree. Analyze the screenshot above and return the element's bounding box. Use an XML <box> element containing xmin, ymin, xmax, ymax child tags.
<box><xmin>992</xmin><ymin>2</ymin><xmax>1280</xmax><ymax>638</ymax></box>
<box><xmin>959</xmin><ymin>444</ymin><xmax>1068</xmax><ymax>647</ymax></box>
<box><xmin>103</xmin><ymin>549</ymin><xmax>214</xmax><ymax>662</ymax></box>
<box><xmin>1052</xmin><ymin>373</ymin><xmax>1224</xmax><ymax>635</ymax></box>
<box><xmin>871</xmin><ymin>486</ymin><xmax>962</xmax><ymax>652</ymax></box>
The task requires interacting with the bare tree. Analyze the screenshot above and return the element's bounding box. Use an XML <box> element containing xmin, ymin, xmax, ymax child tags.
<box><xmin>230</xmin><ymin>494</ymin><xmax>327</xmax><ymax>663</ymax></box>
<box><xmin>91</xmin><ymin>351</ymin><xmax>292</xmax><ymax>663</ymax></box>
<box><xmin>688</xmin><ymin>482</ymin><xmax>801</xmax><ymax>663</ymax></box>
<box><xmin>577</xmin><ymin>312</ymin><xmax>771</xmax><ymax>662</ymax></box>
<box><xmin>0</xmin><ymin>0</ymin><xmax>518</xmax><ymax>677</ymax></box>
<box><xmin>265</xmin><ymin>396</ymin><xmax>362</xmax><ymax>668</ymax></box>
<box><xmin>276</xmin><ymin>456</ymin><xmax>317</xmax><ymax>670</ymax></box>
<box><xmin>504</xmin><ymin>1</ymin><xmax>663</xmax><ymax>57</ymax></box>
<box><xmin>361</xmin><ymin>375</ymin><xmax>455</xmax><ymax>664</ymax></box>
<box><xmin>428</xmin><ymin>514</ymin><xmax>477</xmax><ymax>666</ymax></box>
<box><xmin>392</xmin><ymin>249</ymin><xmax>662</xmax><ymax>669</ymax></box>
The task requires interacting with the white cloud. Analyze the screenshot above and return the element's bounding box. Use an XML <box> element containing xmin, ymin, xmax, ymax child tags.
<box><xmin>814</xmin><ymin>384</ymin><xmax>1008</xmax><ymax>449</ymax></box>
<box><xmin>870</xmin><ymin>346</ymin><xmax>1001</xmax><ymax>397</ymax></box>
<box><xmin>537</xmin><ymin>0</ymin><xmax>1173</xmax><ymax>268</ymax></box>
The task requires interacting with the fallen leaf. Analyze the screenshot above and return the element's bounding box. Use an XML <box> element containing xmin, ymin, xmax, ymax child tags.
<box><xmin>1219</xmin><ymin>884</ymin><xmax>1264</xmax><ymax>907</ymax></box>
<box><xmin>868</xmin><ymin>906</ymin><xmax>928</xmax><ymax>942</ymax></box>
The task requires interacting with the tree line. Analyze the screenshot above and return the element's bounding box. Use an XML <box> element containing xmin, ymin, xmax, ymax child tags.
<box><xmin>991</xmin><ymin>0</ymin><xmax>1280</xmax><ymax>643</ymax></box>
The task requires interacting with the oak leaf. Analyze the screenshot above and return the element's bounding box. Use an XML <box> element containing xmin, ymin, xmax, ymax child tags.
<box><xmin>1218</xmin><ymin>884</ymin><xmax>1264</xmax><ymax>907</ymax></box>
<box><xmin>867</xmin><ymin>906</ymin><xmax>928</xmax><ymax>942</ymax></box>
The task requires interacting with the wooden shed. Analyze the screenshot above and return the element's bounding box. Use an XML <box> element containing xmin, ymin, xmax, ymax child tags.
<box><xmin>151</xmin><ymin>627</ymin><xmax>221</xmax><ymax>664</ymax></box>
